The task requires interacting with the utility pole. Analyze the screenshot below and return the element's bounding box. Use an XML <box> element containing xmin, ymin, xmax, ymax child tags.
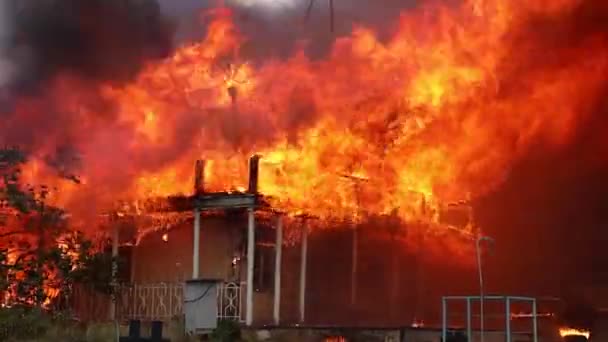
<box><xmin>341</xmin><ymin>174</ymin><xmax>367</xmax><ymax>307</ymax></box>
<box><xmin>477</xmin><ymin>235</ymin><xmax>494</xmax><ymax>342</ymax></box>
<box><xmin>414</xmin><ymin>195</ymin><xmax>428</xmax><ymax>325</ymax></box>
<box><xmin>351</xmin><ymin>181</ymin><xmax>360</xmax><ymax>307</ymax></box>
<box><xmin>304</xmin><ymin>0</ymin><xmax>336</xmax><ymax>33</ymax></box>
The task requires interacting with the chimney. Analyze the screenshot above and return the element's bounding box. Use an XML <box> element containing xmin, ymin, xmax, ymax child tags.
<box><xmin>194</xmin><ymin>159</ymin><xmax>205</xmax><ymax>195</ymax></box>
<box><xmin>248</xmin><ymin>155</ymin><xmax>260</xmax><ymax>194</ymax></box>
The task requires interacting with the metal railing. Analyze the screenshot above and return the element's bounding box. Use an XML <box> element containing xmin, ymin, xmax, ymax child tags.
<box><xmin>217</xmin><ymin>281</ymin><xmax>244</xmax><ymax>322</ymax></box>
<box><xmin>117</xmin><ymin>283</ymin><xmax>184</xmax><ymax>321</ymax></box>
<box><xmin>441</xmin><ymin>295</ymin><xmax>539</xmax><ymax>342</ymax></box>
<box><xmin>111</xmin><ymin>281</ymin><xmax>244</xmax><ymax>322</ymax></box>
<box><xmin>70</xmin><ymin>281</ymin><xmax>244</xmax><ymax>322</ymax></box>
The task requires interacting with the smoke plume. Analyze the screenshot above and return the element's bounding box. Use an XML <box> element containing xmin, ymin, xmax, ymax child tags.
<box><xmin>4</xmin><ymin>0</ymin><xmax>173</xmax><ymax>93</ymax></box>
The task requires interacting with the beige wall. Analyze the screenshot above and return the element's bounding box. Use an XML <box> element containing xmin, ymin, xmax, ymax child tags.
<box><xmin>131</xmin><ymin>216</ymin><xmax>243</xmax><ymax>283</ymax></box>
<box><xmin>129</xmin><ymin>214</ymin><xmax>280</xmax><ymax>325</ymax></box>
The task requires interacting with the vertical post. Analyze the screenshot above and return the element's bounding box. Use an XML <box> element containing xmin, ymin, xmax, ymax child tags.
<box><xmin>476</xmin><ymin>236</ymin><xmax>494</xmax><ymax>342</ymax></box>
<box><xmin>532</xmin><ymin>299</ymin><xmax>538</xmax><ymax>342</ymax></box>
<box><xmin>192</xmin><ymin>160</ymin><xmax>205</xmax><ymax>280</ymax></box>
<box><xmin>477</xmin><ymin>238</ymin><xmax>485</xmax><ymax>342</ymax></box>
<box><xmin>110</xmin><ymin>225</ymin><xmax>119</xmax><ymax>320</ymax></box>
<box><xmin>505</xmin><ymin>297</ymin><xmax>511</xmax><ymax>342</ymax></box>
<box><xmin>389</xmin><ymin>231</ymin><xmax>399</xmax><ymax>320</ymax></box>
<box><xmin>194</xmin><ymin>160</ymin><xmax>205</xmax><ymax>194</ymax></box>
<box><xmin>193</xmin><ymin>208</ymin><xmax>201</xmax><ymax>279</ymax></box>
<box><xmin>299</xmin><ymin>220</ymin><xmax>308</xmax><ymax>323</ymax></box>
<box><xmin>246</xmin><ymin>208</ymin><xmax>255</xmax><ymax>326</ymax></box>
<box><xmin>351</xmin><ymin>181</ymin><xmax>361</xmax><ymax>307</ymax></box>
<box><xmin>442</xmin><ymin>297</ymin><xmax>447</xmax><ymax>342</ymax></box>
<box><xmin>273</xmin><ymin>215</ymin><xmax>283</xmax><ymax>325</ymax></box>
<box><xmin>248</xmin><ymin>155</ymin><xmax>260</xmax><ymax>194</ymax></box>
<box><xmin>329</xmin><ymin>0</ymin><xmax>335</xmax><ymax>33</ymax></box>
<box><xmin>466</xmin><ymin>297</ymin><xmax>472</xmax><ymax>342</ymax></box>
<box><xmin>351</xmin><ymin>226</ymin><xmax>358</xmax><ymax>306</ymax></box>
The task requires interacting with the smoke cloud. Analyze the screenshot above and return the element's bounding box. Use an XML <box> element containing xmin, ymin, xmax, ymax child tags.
<box><xmin>3</xmin><ymin>0</ymin><xmax>174</xmax><ymax>93</ymax></box>
<box><xmin>160</xmin><ymin>0</ymin><xmax>416</xmax><ymax>59</ymax></box>
<box><xmin>0</xmin><ymin>2</ymin><xmax>15</xmax><ymax>88</ymax></box>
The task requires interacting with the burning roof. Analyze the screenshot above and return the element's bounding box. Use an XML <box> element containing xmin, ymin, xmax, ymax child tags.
<box><xmin>0</xmin><ymin>0</ymin><xmax>606</xmax><ymax>262</ymax></box>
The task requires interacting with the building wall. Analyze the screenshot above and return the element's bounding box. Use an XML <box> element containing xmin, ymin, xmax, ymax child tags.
<box><xmin>129</xmin><ymin>212</ymin><xmax>483</xmax><ymax>327</ymax></box>
<box><xmin>129</xmin><ymin>212</ymin><xmax>279</xmax><ymax>324</ymax></box>
<box><xmin>131</xmin><ymin>216</ymin><xmax>243</xmax><ymax>283</ymax></box>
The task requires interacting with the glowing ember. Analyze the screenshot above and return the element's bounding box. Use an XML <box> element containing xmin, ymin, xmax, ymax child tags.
<box><xmin>411</xmin><ymin>319</ymin><xmax>425</xmax><ymax>328</ymax></box>
<box><xmin>559</xmin><ymin>327</ymin><xmax>591</xmax><ymax>339</ymax></box>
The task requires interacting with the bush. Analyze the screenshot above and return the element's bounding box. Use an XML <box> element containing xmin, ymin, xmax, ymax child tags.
<box><xmin>0</xmin><ymin>306</ymin><xmax>85</xmax><ymax>341</ymax></box>
<box><xmin>0</xmin><ymin>306</ymin><xmax>51</xmax><ymax>340</ymax></box>
<box><xmin>211</xmin><ymin>319</ymin><xmax>241</xmax><ymax>342</ymax></box>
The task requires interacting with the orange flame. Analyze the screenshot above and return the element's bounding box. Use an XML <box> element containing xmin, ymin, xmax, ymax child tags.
<box><xmin>559</xmin><ymin>327</ymin><xmax>590</xmax><ymax>339</ymax></box>
<box><xmin>3</xmin><ymin>0</ymin><xmax>607</xmax><ymax>259</ymax></box>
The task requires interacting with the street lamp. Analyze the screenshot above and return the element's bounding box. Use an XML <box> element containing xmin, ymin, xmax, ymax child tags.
<box><xmin>476</xmin><ymin>236</ymin><xmax>494</xmax><ymax>342</ymax></box>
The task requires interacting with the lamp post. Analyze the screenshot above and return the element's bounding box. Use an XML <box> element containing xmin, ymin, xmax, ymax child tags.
<box><xmin>476</xmin><ymin>236</ymin><xmax>494</xmax><ymax>342</ymax></box>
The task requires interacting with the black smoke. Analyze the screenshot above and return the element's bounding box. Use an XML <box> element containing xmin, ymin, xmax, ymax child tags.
<box><xmin>2</xmin><ymin>0</ymin><xmax>174</xmax><ymax>93</ymax></box>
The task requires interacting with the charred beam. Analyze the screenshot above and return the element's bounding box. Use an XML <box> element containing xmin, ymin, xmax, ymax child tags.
<box><xmin>194</xmin><ymin>159</ymin><xmax>205</xmax><ymax>195</ymax></box>
<box><xmin>248</xmin><ymin>155</ymin><xmax>260</xmax><ymax>194</ymax></box>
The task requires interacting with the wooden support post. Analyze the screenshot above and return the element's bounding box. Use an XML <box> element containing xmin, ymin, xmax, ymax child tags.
<box><xmin>246</xmin><ymin>208</ymin><xmax>255</xmax><ymax>326</ymax></box>
<box><xmin>299</xmin><ymin>220</ymin><xmax>308</xmax><ymax>323</ymax></box>
<box><xmin>273</xmin><ymin>215</ymin><xmax>283</xmax><ymax>325</ymax></box>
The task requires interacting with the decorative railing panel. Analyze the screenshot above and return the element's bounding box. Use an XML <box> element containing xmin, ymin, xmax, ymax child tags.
<box><xmin>218</xmin><ymin>282</ymin><xmax>244</xmax><ymax>322</ymax></box>
<box><xmin>116</xmin><ymin>283</ymin><xmax>184</xmax><ymax>321</ymax></box>
<box><xmin>105</xmin><ymin>282</ymin><xmax>245</xmax><ymax>322</ymax></box>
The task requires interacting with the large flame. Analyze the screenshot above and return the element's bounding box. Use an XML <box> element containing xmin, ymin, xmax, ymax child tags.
<box><xmin>3</xmin><ymin>0</ymin><xmax>608</xmax><ymax>258</ymax></box>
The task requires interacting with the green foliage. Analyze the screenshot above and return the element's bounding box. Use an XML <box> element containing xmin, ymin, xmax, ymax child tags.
<box><xmin>0</xmin><ymin>305</ymin><xmax>87</xmax><ymax>341</ymax></box>
<box><xmin>211</xmin><ymin>319</ymin><xmax>241</xmax><ymax>342</ymax></box>
<box><xmin>0</xmin><ymin>306</ymin><xmax>51</xmax><ymax>340</ymax></box>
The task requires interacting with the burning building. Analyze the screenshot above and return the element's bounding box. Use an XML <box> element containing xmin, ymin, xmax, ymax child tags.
<box><xmin>0</xmin><ymin>0</ymin><xmax>607</xmax><ymax>337</ymax></box>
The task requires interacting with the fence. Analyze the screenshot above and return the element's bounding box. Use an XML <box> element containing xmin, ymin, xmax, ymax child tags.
<box><xmin>71</xmin><ymin>282</ymin><xmax>244</xmax><ymax>323</ymax></box>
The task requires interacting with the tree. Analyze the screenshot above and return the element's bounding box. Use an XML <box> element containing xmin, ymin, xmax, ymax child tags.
<box><xmin>0</xmin><ymin>146</ymin><xmax>111</xmax><ymax>309</ymax></box>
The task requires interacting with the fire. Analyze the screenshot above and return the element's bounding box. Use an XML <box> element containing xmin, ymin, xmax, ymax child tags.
<box><xmin>2</xmin><ymin>0</ymin><xmax>607</xmax><ymax>259</ymax></box>
<box><xmin>559</xmin><ymin>327</ymin><xmax>590</xmax><ymax>339</ymax></box>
